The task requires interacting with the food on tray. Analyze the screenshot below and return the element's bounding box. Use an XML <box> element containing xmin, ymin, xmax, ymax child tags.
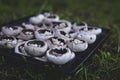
<box><xmin>86</xmin><ymin>27</ymin><xmax>102</xmax><ymax>35</ymax></box>
<box><xmin>0</xmin><ymin>11</ymin><xmax>102</xmax><ymax>65</ymax></box>
<box><xmin>15</xmin><ymin>42</ymin><xmax>27</xmax><ymax>56</ymax></box>
<box><xmin>44</xmin><ymin>13</ymin><xmax>59</xmax><ymax>22</ymax></box>
<box><xmin>15</xmin><ymin>41</ymin><xmax>47</xmax><ymax>62</ymax></box>
<box><xmin>47</xmin><ymin>37</ymin><xmax>66</xmax><ymax>48</ymax></box>
<box><xmin>30</xmin><ymin>11</ymin><xmax>59</xmax><ymax>24</ymax></box>
<box><xmin>67</xmin><ymin>39</ymin><xmax>88</xmax><ymax>52</ymax></box>
<box><xmin>46</xmin><ymin>47</ymin><xmax>75</xmax><ymax>64</ymax></box>
<box><xmin>54</xmin><ymin>30</ymin><xmax>71</xmax><ymax>41</ymax></box>
<box><xmin>35</xmin><ymin>28</ymin><xmax>54</xmax><ymax>40</ymax></box>
<box><xmin>72</xmin><ymin>22</ymin><xmax>88</xmax><ymax>31</ymax></box>
<box><xmin>0</xmin><ymin>36</ymin><xmax>17</xmax><ymax>48</ymax></box>
<box><xmin>77</xmin><ymin>31</ymin><xmax>96</xmax><ymax>44</ymax></box>
<box><xmin>24</xmin><ymin>40</ymin><xmax>48</xmax><ymax>56</ymax></box>
<box><xmin>22</xmin><ymin>22</ymin><xmax>36</xmax><ymax>30</ymax></box>
<box><xmin>29</xmin><ymin>14</ymin><xmax>44</xmax><ymax>24</ymax></box>
<box><xmin>53</xmin><ymin>20</ymin><xmax>72</xmax><ymax>33</ymax></box>
<box><xmin>41</xmin><ymin>11</ymin><xmax>59</xmax><ymax>22</ymax></box>
<box><xmin>69</xmin><ymin>30</ymin><xmax>78</xmax><ymax>38</ymax></box>
<box><xmin>17</xmin><ymin>29</ymin><xmax>34</xmax><ymax>40</ymax></box>
<box><xmin>2</xmin><ymin>26</ymin><xmax>23</xmax><ymax>36</ymax></box>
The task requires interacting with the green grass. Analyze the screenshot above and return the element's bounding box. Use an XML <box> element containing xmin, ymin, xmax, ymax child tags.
<box><xmin>0</xmin><ymin>0</ymin><xmax>120</xmax><ymax>80</ymax></box>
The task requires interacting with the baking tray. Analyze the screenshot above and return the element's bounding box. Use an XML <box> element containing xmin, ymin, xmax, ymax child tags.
<box><xmin>0</xmin><ymin>15</ymin><xmax>111</xmax><ymax>74</ymax></box>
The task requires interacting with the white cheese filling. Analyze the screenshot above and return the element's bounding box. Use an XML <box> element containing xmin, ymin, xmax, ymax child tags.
<box><xmin>25</xmin><ymin>31</ymin><xmax>33</xmax><ymax>35</ymax></box>
<box><xmin>44</xmin><ymin>31</ymin><xmax>52</xmax><ymax>36</ymax></box>
<box><xmin>59</xmin><ymin>23</ymin><xmax>66</xmax><ymax>29</ymax></box>
<box><xmin>52</xmin><ymin>38</ymin><xmax>64</xmax><ymax>46</ymax></box>
<box><xmin>2</xmin><ymin>39</ymin><xmax>13</xmax><ymax>42</ymax></box>
<box><xmin>28</xmin><ymin>43</ymin><xmax>42</xmax><ymax>47</ymax></box>
<box><xmin>73</xmin><ymin>39</ymin><xmax>84</xmax><ymax>44</ymax></box>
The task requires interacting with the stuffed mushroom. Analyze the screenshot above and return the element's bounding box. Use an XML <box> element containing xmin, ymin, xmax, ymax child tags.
<box><xmin>2</xmin><ymin>26</ymin><xmax>23</xmax><ymax>36</ymax></box>
<box><xmin>0</xmin><ymin>36</ymin><xmax>17</xmax><ymax>48</ymax></box>
<box><xmin>67</xmin><ymin>39</ymin><xmax>88</xmax><ymax>52</ymax></box>
<box><xmin>43</xmin><ymin>14</ymin><xmax>59</xmax><ymax>22</ymax></box>
<box><xmin>15</xmin><ymin>42</ymin><xmax>28</xmax><ymax>56</ymax></box>
<box><xmin>54</xmin><ymin>30</ymin><xmax>71</xmax><ymax>42</ymax></box>
<box><xmin>47</xmin><ymin>37</ymin><xmax>66</xmax><ymax>48</ymax></box>
<box><xmin>24</xmin><ymin>40</ymin><xmax>48</xmax><ymax>56</ymax></box>
<box><xmin>54</xmin><ymin>20</ymin><xmax>72</xmax><ymax>33</ymax></box>
<box><xmin>34</xmin><ymin>23</ymin><xmax>45</xmax><ymax>30</ymax></box>
<box><xmin>22</xmin><ymin>22</ymin><xmax>35</xmax><ymax>30</ymax></box>
<box><xmin>29</xmin><ymin>14</ymin><xmax>45</xmax><ymax>24</ymax></box>
<box><xmin>17</xmin><ymin>29</ymin><xmax>34</xmax><ymax>40</ymax></box>
<box><xmin>35</xmin><ymin>28</ymin><xmax>54</xmax><ymax>40</ymax></box>
<box><xmin>43</xmin><ymin>22</ymin><xmax>53</xmax><ymax>30</ymax></box>
<box><xmin>77</xmin><ymin>31</ymin><xmax>96</xmax><ymax>44</ymax></box>
<box><xmin>40</xmin><ymin>10</ymin><xmax>51</xmax><ymax>17</ymax></box>
<box><xmin>72</xmin><ymin>22</ymin><xmax>88</xmax><ymax>31</ymax></box>
<box><xmin>69</xmin><ymin>30</ymin><xmax>78</xmax><ymax>38</ymax></box>
<box><xmin>86</xmin><ymin>27</ymin><xmax>102</xmax><ymax>35</ymax></box>
<box><xmin>15</xmin><ymin>41</ymin><xmax>47</xmax><ymax>62</ymax></box>
<box><xmin>46</xmin><ymin>47</ymin><xmax>75</xmax><ymax>65</ymax></box>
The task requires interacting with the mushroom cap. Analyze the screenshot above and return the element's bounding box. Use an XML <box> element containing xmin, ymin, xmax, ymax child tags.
<box><xmin>17</xmin><ymin>29</ymin><xmax>34</xmax><ymax>40</ymax></box>
<box><xmin>22</xmin><ymin>23</ymin><xmax>35</xmax><ymax>30</ymax></box>
<box><xmin>29</xmin><ymin>14</ymin><xmax>44</xmax><ymax>24</ymax></box>
<box><xmin>43</xmin><ymin>14</ymin><xmax>59</xmax><ymax>22</ymax></box>
<box><xmin>87</xmin><ymin>27</ymin><xmax>102</xmax><ymax>35</ymax></box>
<box><xmin>67</xmin><ymin>39</ymin><xmax>88</xmax><ymax>52</ymax></box>
<box><xmin>47</xmin><ymin>37</ymin><xmax>66</xmax><ymax>49</ymax></box>
<box><xmin>24</xmin><ymin>40</ymin><xmax>48</xmax><ymax>56</ymax></box>
<box><xmin>15</xmin><ymin>41</ymin><xmax>28</xmax><ymax>56</ymax></box>
<box><xmin>52</xmin><ymin>20</ymin><xmax>72</xmax><ymax>33</ymax></box>
<box><xmin>2</xmin><ymin>26</ymin><xmax>23</xmax><ymax>36</ymax></box>
<box><xmin>0</xmin><ymin>36</ymin><xmax>17</xmax><ymax>48</ymax></box>
<box><xmin>77</xmin><ymin>31</ymin><xmax>96</xmax><ymax>44</ymax></box>
<box><xmin>72</xmin><ymin>22</ymin><xmax>88</xmax><ymax>31</ymax></box>
<box><xmin>15</xmin><ymin>41</ymin><xmax>47</xmax><ymax>62</ymax></box>
<box><xmin>35</xmin><ymin>28</ymin><xmax>54</xmax><ymax>40</ymax></box>
<box><xmin>46</xmin><ymin>47</ymin><xmax>75</xmax><ymax>64</ymax></box>
<box><xmin>54</xmin><ymin>30</ymin><xmax>71</xmax><ymax>42</ymax></box>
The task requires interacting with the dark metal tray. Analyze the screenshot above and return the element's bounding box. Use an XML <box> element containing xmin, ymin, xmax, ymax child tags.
<box><xmin>0</xmin><ymin>16</ymin><xmax>111</xmax><ymax>74</ymax></box>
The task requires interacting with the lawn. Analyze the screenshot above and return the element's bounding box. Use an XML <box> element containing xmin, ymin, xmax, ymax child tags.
<box><xmin>0</xmin><ymin>0</ymin><xmax>120</xmax><ymax>80</ymax></box>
